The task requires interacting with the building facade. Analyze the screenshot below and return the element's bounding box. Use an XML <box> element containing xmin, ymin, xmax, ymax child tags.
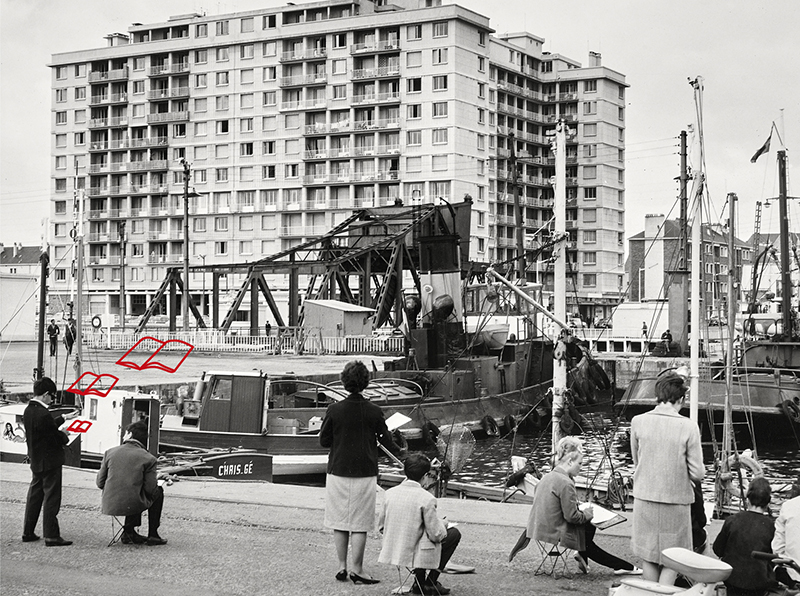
<box><xmin>48</xmin><ymin>0</ymin><xmax>626</xmax><ymax>324</ymax></box>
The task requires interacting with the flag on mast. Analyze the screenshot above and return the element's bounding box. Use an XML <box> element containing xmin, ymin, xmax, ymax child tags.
<box><xmin>750</xmin><ymin>130</ymin><xmax>772</xmax><ymax>163</ymax></box>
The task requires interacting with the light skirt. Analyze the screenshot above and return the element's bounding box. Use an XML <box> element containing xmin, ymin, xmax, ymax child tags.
<box><xmin>631</xmin><ymin>499</ymin><xmax>692</xmax><ymax>563</ymax></box>
<box><xmin>324</xmin><ymin>474</ymin><xmax>377</xmax><ymax>532</ymax></box>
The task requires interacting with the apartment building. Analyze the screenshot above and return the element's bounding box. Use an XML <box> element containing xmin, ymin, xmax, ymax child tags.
<box><xmin>49</xmin><ymin>0</ymin><xmax>626</xmax><ymax>324</ymax></box>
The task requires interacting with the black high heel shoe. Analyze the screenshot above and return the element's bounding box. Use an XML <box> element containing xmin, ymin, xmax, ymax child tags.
<box><xmin>350</xmin><ymin>572</ymin><xmax>380</xmax><ymax>585</ymax></box>
<box><xmin>335</xmin><ymin>569</ymin><xmax>348</xmax><ymax>582</ymax></box>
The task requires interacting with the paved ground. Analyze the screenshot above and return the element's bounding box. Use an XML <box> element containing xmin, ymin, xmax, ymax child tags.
<box><xmin>0</xmin><ymin>461</ymin><xmax>669</xmax><ymax>596</ymax></box>
<box><xmin>0</xmin><ymin>341</ymin><xmax>394</xmax><ymax>395</ymax></box>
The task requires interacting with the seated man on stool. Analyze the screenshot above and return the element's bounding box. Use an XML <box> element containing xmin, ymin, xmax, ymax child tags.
<box><xmin>96</xmin><ymin>421</ymin><xmax>166</xmax><ymax>546</ymax></box>
<box><xmin>379</xmin><ymin>454</ymin><xmax>461</xmax><ymax>595</ymax></box>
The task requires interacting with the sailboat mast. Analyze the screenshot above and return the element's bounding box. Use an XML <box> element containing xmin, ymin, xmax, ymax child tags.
<box><xmin>722</xmin><ymin>193</ymin><xmax>737</xmax><ymax>461</ymax></box>
<box><xmin>552</xmin><ymin>119</ymin><xmax>568</xmax><ymax>450</ymax></box>
<box><xmin>777</xmin><ymin>150</ymin><xmax>793</xmax><ymax>338</ymax></box>
<box><xmin>74</xmin><ymin>188</ymin><xmax>85</xmax><ymax>387</ymax></box>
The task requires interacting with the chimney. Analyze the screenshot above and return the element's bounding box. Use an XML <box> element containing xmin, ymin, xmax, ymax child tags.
<box><xmin>13</xmin><ymin>243</ymin><xmax>20</xmax><ymax>257</ymax></box>
<box><xmin>589</xmin><ymin>51</ymin><xmax>602</xmax><ymax>67</ymax></box>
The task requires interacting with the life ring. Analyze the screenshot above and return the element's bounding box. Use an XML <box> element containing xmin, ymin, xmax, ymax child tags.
<box><xmin>722</xmin><ymin>452</ymin><xmax>764</xmax><ymax>500</ymax></box>
<box><xmin>480</xmin><ymin>415</ymin><xmax>499</xmax><ymax>437</ymax></box>
<box><xmin>91</xmin><ymin>315</ymin><xmax>102</xmax><ymax>329</ymax></box>
<box><xmin>503</xmin><ymin>414</ymin><xmax>517</xmax><ymax>435</ymax></box>
<box><xmin>781</xmin><ymin>399</ymin><xmax>800</xmax><ymax>425</ymax></box>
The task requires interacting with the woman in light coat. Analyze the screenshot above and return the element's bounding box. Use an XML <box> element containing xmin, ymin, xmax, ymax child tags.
<box><xmin>630</xmin><ymin>371</ymin><xmax>704</xmax><ymax>581</ymax></box>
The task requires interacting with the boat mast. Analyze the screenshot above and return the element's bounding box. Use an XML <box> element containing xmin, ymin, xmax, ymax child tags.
<box><xmin>74</xmin><ymin>188</ymin><xmax>85</xmax><ymax>388</ymax></box>
<box><xmin>688</xmin><ymin>77</ymin><xmax>705</xmax><ymax>425</ymax></box>
<box><xmin>722</xmin><ymin>193</ymin><xmax>737</xmax><ymax>465</ymax></box>
<box><xmin>552</xmin><ymin>119</ymin><xmax>569</xmax><ymax>449</ymax></box>
<box><xmin>777</xmin><ymin>150</ymin><xmax>794</xmax><ymax>338</ymax></box>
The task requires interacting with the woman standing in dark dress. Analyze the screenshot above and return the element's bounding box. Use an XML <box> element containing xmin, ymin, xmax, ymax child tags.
<box><xmin>320</xmin><ymin>361</ymin><xmax>403</xmax><ymax>585</ymax></box>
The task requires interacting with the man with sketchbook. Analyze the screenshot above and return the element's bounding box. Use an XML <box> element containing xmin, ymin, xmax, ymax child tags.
<box><xmin>525</xmin><ymin>436</ymin><xmax>641</xmax><ymax>576</ymax></box>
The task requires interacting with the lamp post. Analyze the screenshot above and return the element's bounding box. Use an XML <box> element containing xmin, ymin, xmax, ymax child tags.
<box><xmin>180</xmin><ymin>159</ymin><xmax>202</xmax><ymax>331</ymax></box>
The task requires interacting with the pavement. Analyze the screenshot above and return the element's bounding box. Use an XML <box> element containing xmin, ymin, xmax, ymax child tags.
<box><xmin>0</xmin><ymin>341</ymin><xmax>395</xmax><ymax>395</ymax></box>
<box><xmin>0</xmin><ymin>461</ymin><xmax>658</xmax><ymax>596</ymax></box>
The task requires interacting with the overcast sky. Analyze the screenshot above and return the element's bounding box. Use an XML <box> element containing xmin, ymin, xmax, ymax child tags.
<box><xmin>1</xmin><ymin>0</ymin><xmax>797</xmax><ymax>247</ymax></box>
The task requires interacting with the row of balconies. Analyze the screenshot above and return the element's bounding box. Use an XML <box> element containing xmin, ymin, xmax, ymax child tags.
<box><xmin>88</xmin><ymin>68</ymin><xmax>129</xmax><ymax>83</ymax></box>
<box><xmin>88</xmin><ymin>116</ymin><xmax>128</xmax><ymax>128</ymax></box>
<box><xmin>495</xmin><ymin>126</ymin><xmax>547</xmax><ymax>145</ymax></box>
<box><xmin>351</xmin><ymin>91</ymin><xmax>401</xmax><ymax>105</ymax></box>
<box><xmin>89</xmin><ymin>93</ymin><xmax>129</xmax><ymax>106</ymax></box>
<box><xmin>88</xmin><ymin>160</ymin><xmax>168</xmax><ymax>174</ymax></box>
<box><xmin>148</xmin><ymin>63</ymin><xmax>189</xmax><ymax>77</ymax></box>
<box><xmin>303</xmin><ymin>117</ymin><xmax>400</xmax><ymax>135</ymax></box>
<box><xmin>279</xmin><ymin>47</ymin><xmax>328</xmax><ymax>62</ymax></box>
<box><xmin>279</xmin><ymin>73</ymin><xmax>328</xmax><ymax>87</ymax></box>
<box><xmin>496</xmin><ymin>80</ymin><xmax>543</xmax><ymax>100</ymax></box>
<box><xmin>542</xmin><ymin>92</ymin><xmax>579</xmax><ymax>102</ymax></box>
<box><xmin>350</xmin><ymin>39</ymin><xmax>400</xmax><ymax>55</ymax></box>
<box><xmin>146</xmin><ymin>111</ymin><xmax>189</xmax><ymax>123</ymax></box>
<box><xmin>146</xmin><ymin>87</ymin><xmax>190</xmax><ymax>100</ymax></box>
<box><xmin>88</xmin><ymin>183</ymin><xmax>168</xmax><ymax>197</ymax></box>
<box><xmin>351</xmin><ymin>65</ymin><xmax>401</xmax><ymax>80</ymax></box>
<box><xmin>89</xmin><ymin>137</ymin><xmax>168</xmax><ymax>151</ymax></box>
<box><xmin>301</xmin><ymin>169</ymin><xmax>400</xmax><ymax>184</ymax></box>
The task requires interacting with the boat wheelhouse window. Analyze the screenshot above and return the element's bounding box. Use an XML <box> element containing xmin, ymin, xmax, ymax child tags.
<box><xmin>210</xmin><ymin>377</ymin><xmax>232</xmax><ymax>400</ymax></box>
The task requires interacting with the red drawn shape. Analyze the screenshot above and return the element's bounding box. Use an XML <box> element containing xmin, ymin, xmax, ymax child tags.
<box><xmin>115</xmin><ymin>337</ymin><xmax>194</xmax><ymax>374</ymax></box>
<box><xmin>67</xmin><ymin>420</ymin><xmax>92</xmax><ymax>433</ymax></box>
<box><xmin>67</xmin><ymin>372</ymin><xmax>119</xmax><ymax>397</ymax></box>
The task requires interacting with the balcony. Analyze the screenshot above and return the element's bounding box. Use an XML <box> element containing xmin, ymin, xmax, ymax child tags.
<box><xmin>280</xmin><ymin>47</ymin><xmax>327</xmax><ymax>62</ymax></box>
<box><xmin>129</xmin><ymin>136</ymin><xmax>168</xmax><ymax>148</ymax></box>
<box><xmin>350</xmin><ymin>39</ymin><xmax>399</xmax><ymax>54</ymax></box>
<box><xmin>304</xmin><ymin>123</ymin><xmax>328</xmax><ymax>135</ymax></box>
<box><xmin>147</xmin><ymin>254</ymin><xmax>182</xmax><ymax>264</ymax></box>
<box><xmin>525</xmin><ymin>175</ymin><xmax>548</xmax><ymax>186</ymax></box>
<box><xmin>353</xmin><ymin>146</ymin><xmax>376</xmax><ymax>157</ymax></box>
<box><xmin>351</xmin><ymin>91</ymin><xmax>400</xmax><ymax>105</ymax></box>
<box><xmin>328</xmin><ymin>147</ymin><xmax>351</xmax><ymax>158</ymax></box>
<box><xmin>87</xmin><ymin>233</ymin><xmax>110</xmax><ymax>243</ymax></box>
<box><xmin>279</xmin><ymin>73</ymin><xmax>327</xmax><ymax>87</ymax></box>
<box><xmin>109</xmin><ymin>209</ymin><xmax>129</xmax><ymax>218</ymax></box>
<box><xmin>545</xmin><ymin>113</ymin><xmax>578</xmax><ymax>124</ymax></box>
<box><xmin>88</xmin><ymin>163</ymin><xmax>109</xmax><ymax>174</ymax></box>
<box><xmin>303</xmin><ymin>149</ymin><xmax>328</xmax><ymax>160</ymax></box>
<box><xmin>88</xmin><ymin>187</ymin><xmax>108</xmax><ymax>197</ymax></box>
<box><xmin>148</xmin><ymin>63</ymin><xmax>189</xmax><ymax>76</ymax></box>
<box><xmin>375</xmin><ymin>144</ymin><xmax>401</xmax><ymax>156</ymax></box>
<box><xmin>525</xmin><ymin>197</ymin><xmax>554</xmax><ymax>209</ymax></box>
<box><xmin>303</xmin><ymin>173</ymin><xmax>327</xmax><ymax>184</ymax></box>
<box><xmin>89</xmin><ymin>141</ymin><xmax>108</xmax><ymax>151</ymax></box>
<box><xmin>351</xmin><ymin>65</ymin><xmax>401</xmax><ymax>80</ymax></box>
<box><xmin>280</xmin><ymin>97</ymin><xmax>326</xmax><ymax>111</ymax></box>
<box><xmin>88</xmin><ymin>256</ymin><xmax>108</xmax><ymax>265</ymax></box>
<box><xmin>89</xmin><ymin>118</ymin><xmax>108</xmax><ymax>129</ymax></box>
<box><xmin>559</xmin><ymin>92</ymin><xmax>578</xmax><ymax>101</ymax></box>
<box><xmin>328</xmin><ymin>172</ymin><xmax>352</xmax><ymax>184</ymax></box>
<box><xmin>108</xmin><ymin>116</ymin><xmax>128</xmax><ymax>127</ymax></box>
<box><xmin>279</xmin><ymin>226</ymin><xmax>304</xmax><ymax>237</ymax></box>
<box><xmin>108</xmin><ymin>185</ymin><xmax>130</xmax><ymax>196</ymax></box>
<box><xmin>375</xmin><ymin>169</ymin><xmax>400</xmax><ymax>181</ymax></box>
<box><xmin>88</xmin><ymin>210</ymin><xmax>108</xmax><ymax>219</ymax></box>
<box><xmin>127</xmin><ymin>160</ymin><xmax>169</xmax><ymax>171</ymax></box>
<box><xmin>147</xmin><ymin>111</ymin><xmax>189</xmax><ymax>123</ymax></box>
<box><xmin>90</xmin><ymin>92</ymin><xmax>128</xmax><ymax>105</ymax></box>
<box><xmin>88</xmin><ymin>68</ymin><xmax>129</xmax><ymax>83</ymax></box>
<box><xmin>497</xmin><ymin>237</ymin><xmax>516</xmax><ymax>247</ymax></box>
<box><xmin>329</xmin><ymin>121</ymin><xmax>352</xmax><ymax>133</ymax></box>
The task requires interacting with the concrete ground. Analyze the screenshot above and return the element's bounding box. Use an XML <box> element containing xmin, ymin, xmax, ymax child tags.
<box><xmin>0</xmin><ymin>341</ymin><xmax>394</xmax><ymax>395</ymax></box>
<box><xmin>0</xmin><ymin>461</ymin><xmax>664</xmax><ymax>596</ymax></box>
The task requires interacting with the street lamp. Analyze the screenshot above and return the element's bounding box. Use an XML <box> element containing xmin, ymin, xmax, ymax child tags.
<box><xmin>180</xmin><ymin>158</ymin><xmax>202</xmax><ymax>331</ymax></box>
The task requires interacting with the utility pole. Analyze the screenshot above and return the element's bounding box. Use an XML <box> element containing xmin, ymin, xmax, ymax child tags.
<box><xmin>181</xmin><ymin>158</ymin><xmax>191</xmax><ymax>332</ymax></box>
<box><xmin>551</xmin><ymin>119</ymin><xmax>568</xmax><ymax>450</ymax></box>
<box><xmin>74</xmin><ymin>188</ymin><xmax>85</xmax><ymax>387</ymax></box>
<box><xmin>722</xmin><ymin>193</ymin><xmax>737</xmax><ymax>465</ymax></box>
<box><xmin>119</xmin><ymin>221</ymin><xmax>126</xmax><ymax>332</ymax></box>
<box><xmin>35</xmin><ymin>251</ymin><xmax>49</xmax><ymax>380</ymax></box>
<box><xmin>509</xmin><ymin>133</ymin><xmax>525</xmax><ymax>280</ymax></box>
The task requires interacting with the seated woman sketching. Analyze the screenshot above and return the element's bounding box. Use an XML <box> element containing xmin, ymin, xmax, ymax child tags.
<box><xmin>525</xmin><ymin>436</ymin><xmax>641</xmax><ymax>576</ymax></box>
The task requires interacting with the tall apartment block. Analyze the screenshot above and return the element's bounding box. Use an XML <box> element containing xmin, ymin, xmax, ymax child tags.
<box><xmin>48</xmin><ymin>0</ymin><xmax>626</xmax><ymax>324</ymax></box>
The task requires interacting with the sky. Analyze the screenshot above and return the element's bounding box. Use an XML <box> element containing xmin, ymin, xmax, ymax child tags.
<box><xmin>1</xmin><ymin>0</ymin><xmax>798</xmax><ymax>247</ymax></box>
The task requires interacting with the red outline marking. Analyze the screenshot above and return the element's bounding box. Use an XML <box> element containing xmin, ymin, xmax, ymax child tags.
<box><xmin>67</xmin><ymin>372</ymin><xmax>119</xmax><ymax>397</ymax></box>
<box><xmin>115</xmin><ymin>337</ymin><xmax>194</xmax><ymax>374</ymax></box>
<box><xmin>67</xmin><ymin>420</ymin><xmax>92</xmax><ymax>433</ymax></box>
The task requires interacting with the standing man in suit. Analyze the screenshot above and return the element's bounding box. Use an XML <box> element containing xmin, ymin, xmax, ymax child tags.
<box><xmin>22</xmin><ymin>377</ymin><xmax>72</xmax><ymax>546</ymax></box>
<box><xmin>96</xmin><ymin>420</ymin><xmax>167</xmax><ymax>545</ymax></box>
<box><xmin>379</xmin><ymin>454</ymin><xmax>461</xmax><ymax>595</ymax></box>
<box><xmin>46</xmin><ymin>320</ymin><xmax>60</xmax><ymax>357</ymax></box>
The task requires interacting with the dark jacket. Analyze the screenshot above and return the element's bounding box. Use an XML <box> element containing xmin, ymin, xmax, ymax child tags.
<box><xmin>319</xmin><ymin>393</ymin><xmax>400</xmax><ymax>477</ymax></box>
<box><xmin>96</xmin><ymin>439</ymin><xmax>158</xmax><ymax>516</ymax></box>
<box><xmin>526</xmin><ymin>467</ymin><xmax>590</xmax><ymax>551</ymax></box>
<box><xmin>712</xmin><ymin>510</ymin><xmax>778</xmax><ymax>591</ymax></box>
<box><xmin>23</xmin><ymin>400</ymin><xmax>67</xmax><ymax>473</ymax></box>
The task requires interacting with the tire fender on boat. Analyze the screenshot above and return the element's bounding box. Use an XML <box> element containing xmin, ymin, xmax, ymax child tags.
<box><xmin>781</xmin><ymin>399</ymin><xmax>800</xmax><ymax>425</ymax></box>
<box><xmin>481</xmin><ymin>415</ymin><xmax>499</xmax><ymax>437</ymax></box>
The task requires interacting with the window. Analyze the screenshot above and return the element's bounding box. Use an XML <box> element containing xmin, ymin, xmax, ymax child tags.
<box><xmin>55</xmin><ymin>66</ymin><xmax>67</xmax><ymax>79</ymax></box>
<box><xmin>192</xmin><ymin>98</ymin><xmax>207</xmax><ymax>113</ymax></box>
<box><xmin>74</xmin><ymin>87</ymin><xmax>86</xmax><ymax>101</ymax></box>
<box><xmin>584</xmin><ymin>123</ymin><xmax>597</xmax><ymax>137</ymax></box>
<box><xmin>583</xmin><ymin>274</ymin><xmax>597</xmax><ymax>287</ymax></box>
<box><xmin>240</xmin><ymin>142</ymin><xmax>254</xmax><ymax>156</ymax></box>
<box><xmin>216</xmin><ymin>20</ymin><xmax>229</xmax><ymax>36</ymax></box>
<box><xmin>432</xmin><ymin>48</ymin><xmax>448</xmax><ymax>64</ymax></box>
<box><xmin>237</xmin><ymin>94</ymin><xmax>254</xmax><ymax>111</ymax></box>
<box><xmin>215</xmin><ymin>168</ymin><xmax>228</xmax><ymax>182</ymax></box>
<box><xmin>241</xmin><ymin>17</ymin><xmax>254</xmax><ymax>33</ymax></box>
<box><xmin>477</xmin><ymin>159</ymin><xmax>485</xmax><ymax>175</ymax></box>
<box><xmin>133</xmin><ymin>57</ymin><xmax>145</xmax><ymax>71</ymax></box>
<box><xmin>216</xmin><ymin>120</ymin><xmax>229</xmax><ymax>134</ymax></box>
<box><xmin>54</xmin><ymin>223</ymin><xmax>67</xmax><ymax>237</ymax></box>
<box><xmin>92</xmin><ymin>269</ymin><xmax>104</xmax><ymax>283</ymax></box>
<box><xmin>407</xmin><ymin>25</ymin><xmax>422</xmax><ymax>40</ymax></box>
<box><xmin>433</xmin><ymin>22</ymin><xmax>448</xmax><ymax>37</ymax></box>
<box><xmin>132</xmin><ymin>104</ymin><xmax>145</xmax><ymax>119</ymax></box>
<box><xmin>55</xmin><ymin>156</ymin><xmax>67</xmax><ymax>169</ymax></box>
<box><xmin>583</xmin><ymin>208</ymin><xmax>597</xmax><ymax>223</ymax></box>
<box><xmin>55</xmin><ymin>134</ymin><xmax>67</xmax><ymax>148</ymax></box>
<box><xmin>583</xmin><ymin>252</ymin><xmax>596</xmax><ymax>265</ymax></box>
<box><xmin>215</xmin><ymin>144</ymin><xmax>230</xmax><ymax>159</ymax></box>
<box><xmin>333</xmin><ymin>85</ymin><xmax>346</xmax><ymax>99</ymax></box>
<box><xmin>619</xmin><ymin>127</ymin><xmax>625</xmax><ymax>142</ymax></box>
<box><xmin>195</xmin><ymin>49</ymin><xmax>208</xmax><ymax>64</ymax></box>
<box><xmin>215</xmin><ymin>241</ymin><xmax>228</xmax><ymax>256</ymax></box>
<box><xmin>173</xmin><ymin>123</ymin><xmax>186</xmax><ymax>138</ymax></box>
<box><xmin>195</xmin><ymin>73</ymin><xmax>207</xmax><ymax>88</ymax></box>
<box><xmin>432</xmin><ymin>155</ymin><xmax>447</xmax><ymax>171</ymax></box>
<box><xmin>407</xmin><ymin>78</ymin><xmax>422</xmax><ymax>93</ymax></box>
<box><xmin>619</xmin><ymin>85</ymin><xmax>625</xmax><ymax>99</ymax></box>
<box><xmin>74</xmin><ymin>132</ymin><xmax>85</xmax><ymax>145</ymax></box>
<box><xmin>489</xmin><ymin>89</ymin><xmax>495</xmax><ymax>104</ymax></box>
<box><xmin>193</xmin><ymin>218</ymin><xmax>206</xmax><ymax>232</ymax></box>
<box><xmin>477</xmin><ymin>108</ymin><xmax>485</xmax><ymax>124</ymax></box>
<box><xmin>285</xmin><ymin>164</ymin><xmax>299</xmax><ymax>178</ymax></box>
<box><xmin>430</xmin><ymin>181</ymin><xmax>450</xmax><ymax>197</ymax></box>
<box><xmin>433</xmin><ymin>102</ymin><xmax>448</xmax><ymax>118</ymax></box>
<box><xmin>285</xmin><ymin>114</ymin><xmax>299</xmax><ymax>129</ymax></box>
<box><xmin>56</xmin><ymin>111</ymin><xmax>67</xmax><ymax>125</ymax></box>
<box><xmin>584</xmin><ymin>79</ymin><xmax>597</xmax><ymax>93</ymax></box>
<box><xmin>583</xmin><ymin>101</ymin><xmax>596</xmax><ymax>115</ymax></box>
<box><xmin>407</xmin><ymin>104</ymin><xmax>421</xmax><ymax>119</ymax></box>
<box><xmin>214</xmin><ymin>216</ymin><xmax>229</xmax><ymax>231</ymax></box>
<box><xmin>407</xmin><ymin>130</ymin><xmax>422</xmax><ymax>146</ymax></box>
<box><xmin>55</xmin><ymin>180</ymin><xmax>67</xmax><ymax>193</ymax></box>
<box><xmin>406</xmin><ymin>156</ymin><xmax>422</xmax><ymax>172</ymax></box>
<box><xmin>74</xmin><ymin>109</ymin><xmax>85</xmax><ymax>124</ymax></box>
<box><xmin>239</xmin><ymin>241</ymin><xmax>253</xmax><ymax>255</ymax></box>
<box><xmin>195</xmin><ymin>169</ymin><xmax>206</xmax><ymax>183</ymax></box>
<box><xmin>239</xmin><ymin>216</ymin><xmax>253</xmax><ymax>231</ymax></box>
<box><xmin>584</xmin><ymin>187</ymin><xmax>597</xmax><ymax>200</ymax></box>
<box><xmin>194</xmin><ymin>122</ymin><xmax>207</xmax><ymax>136</ymax></box>
<box><xmin>263</xmin><ymin>91</ymin><xmax>276</xmax><ymax>106</ymax></box>
<box><xmin>584</xmin><ymin>144</ymin><xmax>597</xmax><ymax>158</ymax></box>
<box><xmin>478</xmin><ymin>56</ymin><xmax>485</xmax><ymax>72</ymax></box>
<box><xmin>407</xmin><ymin>51</ymin><xmax>422</xmax><ymax>68</ymax></box>
<box><xmin>131</xmin><ymin>81</ymin><xmax>144</xmax><ymax>96</ymax></box>
<box><xmin>477</xmin><ymin>134</ymin><xmax>485</xmax><ymax>150</ymax></box>
<box><xmin>583</xmin><ymin>230</ymin><xmax>596</xmax><ymax>243</ymax></box>
<box><xmin>55</xmin><ymin>269</ymin><xmax>66</xmax><ymax>282</ymax></box>
<box><xmin>432</xmin><ymin>128</ymin><xmax>448</xmax><ymax>144</ymax></box>
<box><xmin>196</xmin><ymin>23</ymin><xmax>208</xmax><ymax>37</ymax></box>
<box><xmin>433</xmin><ymin>75</ymin><xmax>448</xmax><ymax>91</ymax></box>
<box><xmin>216</xmin><ymin>47</ymin><xmax>230</xmax><ymax>62</ymax></box>
<box><xmin>262</xmin><ymin>116</ymin><xmax>277</xmax><ymax>131</ymax></box>
<box><xmin>618</xmin><ymin>106</ymin><xmax>624</xmax><ymax>121</ymax></box>
<box><xmin>75</xmin><ymin>64</ymin><xmax>86</xmax><ymax>77</ymax></box>
<box><xmin>263</xmin><ymin>14</ymin><xmax>277</xmax><ymax>29</ymax></box>
<box><xmin>332</xmin><ymin>59</ymin><xmax>346</xmax><ymax>75</ymax></box>
<box><xmin>261</xmin><ymin>191</ymin><xmax>278</xmax><ymax>208</ymax></box>
<box><xmin>240</xmin><ymin>118</ymin><xmax>253</xmax><ymax>133</ymax></box>
<box><xmin>477</xmin><ymin>83</ymin><xmax>485</xmax><ymax>98</ymax></box>
<box><xmin>263</xmin><ymin>140</ymin><xmax>276</xmax><ymax>155</ymax></box>
<box><xmin>216</xmin><ymin>72</ymin><xmax>229</xmax><ymax>86</ymax></box>
<box><xmin>216</xmin><ymin>95</ymin><xmax>229</xmax><ymax>111</ymax></box>
<box><xmin>263</xmin><ymin>41</ymin><xmax>277</xmax><ymax>57</ymax></box>
<box><xmin>240</xmin><ymin>69</ymin><xmax>254</xmax><ymax>84</ymax></box>
<box><xmin>263</xmin><ymin>165</ymin><xmax>276</xmax><ymax>179</ymax></box>
<box><xmin>263</xmin><ymin>66</ymin><xmax>276</xmax><ymax>81</ymax></box>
